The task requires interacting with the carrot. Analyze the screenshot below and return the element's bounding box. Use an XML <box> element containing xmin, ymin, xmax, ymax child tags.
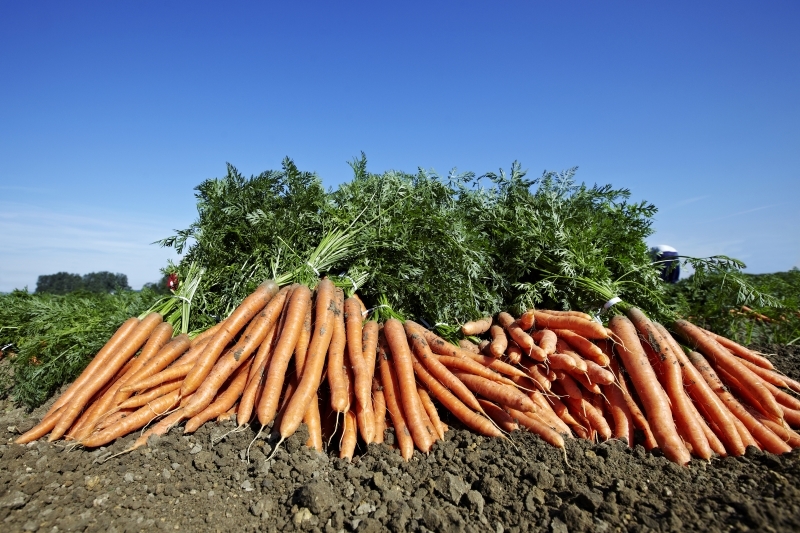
<box><xmin>378</xmin><ymin>335</ymin><xmax>415</xmax><ymax>458</ymax></box>
<box><xmin>518</xmin><ymin>360</ymin><xmax>552</xmax><ymax>392</ymax></box>
<box><xmin>114</xmin><ymin>379</ymin><xmax>183</xmax><ymax>411</ymax></box>
<box><xmin>383</xmin><ymin>319</ymin><xmax>435</xmax><ymax>453</ymax></box>
<box><xmin>410</xmin><ymin>351</ymin><xmax>502</xmax><ymax>438</ymax></box>
<box><xmin>16</xmin><ymin>406</ymin><xmax>66</xmax><ymax>444</ymax></box>
<box><xmin>78</xmin><ymin>389</ymin><xmax>181</xmax><ymax>448</ymax></box>
<box><xmin>547</xmin><ymin>352</ymin><xmax>578</xmax><ymax>372</ymax></box>
<box><xmin>700</xmin><ymin>327</ymin><xmax>774</xmax><ymax>370</ymax></box>
<box><xmin>44</xmin><ymin>317</ymin><xmax>141</xmax><ymax>419</ymax></box>
<box><xmin>737</xmin><ymin>357</ymin><xmax>790</xmax><ymax>389</ymax></box>
<box><xmin>497</xmin><ymin>312</ymin><xmax>546</xmax><ymax>361</ymax></box>
<box><xmin>555</xmin><ymin>372</ymin><xmax>583</xmax><ymax>401</ymax></box>
<box><xmin>217</xmin><ymin>404</ymin><xmax>237</xmax><ymax>423</ymax></box>
<box><xmin>304</xmin><ymin>393</ymin><xmax>323</xmax><ymax>451</ymax></box>
<box><xmin>328</xmin><ymin>288</ymin><xmax>349</xmax><ymax>414</ymax></box>
<box><xmin>779</xmin><ymin>407</ymin><xmax>800</xmax><ymax>428</ymax></box>
<box><xmin>603</xmin><ymin>381</ymin><xmax>635</xmax><ymax>445</ymax></box>
<box><xmin>506</xmin><ymin>342</ymin><xmax>523</xmax><ymax>365</ymax></box>
<box><xmin>489</xmin><ymin>325</ymin><xmax>508</xmax><ymax>359</ymax></box>
<box><xmin>405</xmin><ymin>326</ymin><xmax>484</xmax><ymax>413</ymax></box>
<box><xmin>585</xmin><ymin>360</ymin><xmax>615</xmax><ymax>385</ymax></box>
<box><xmin>345</xmin><ymin>297</ymin><xmax>375</xmax><ymax>444</ymax></box>
<box><xmin>462</xmin><ymin>316</ymin><xmax>493</xmax><ymax>336</ymax></box>
<box><xmin>437</xmin><ymin>356</ymin><xmax>518</xmax><ymax>387</ymax></box>
<box><xmin>674</xmin><ymin>320</ymin><xmax>782</xmax><ymax>421</ymax></box>
<box><xmin>762</xmin><ymin>379</ymin><xmax>800</xmax><ymax>411</ymax></box>
<box><xmin>506</xmin><ymin>407</ymin><xmax>565</xmax><ymax>448</ymax></box>
<box><xmin>532</xmin><ymin>329</ymin><xmax>558</xmax><ymax>355</ymax></box>
<box><xmin>527</xmin><ymin>311</ymin><xmax>609</xmax><ymax>339</ymax></box>
<box><xmin>609</xmin><ymin>315</ymin><xmax>690</xmax><ymax>464</ymax></box>
<box><xmin>121</xmin><ymin>361</ymin><xmax>194</xmax><ymax>394</ymax></box>
<box><xmin>546</xmin><ymin>394</ymin><xmax>582</xmax><ymax>429</ymax></box>
<box><xmin>756</xmin><ymin>415</ymin><xmax>800</xmax><ymax>447</ymax></box>
<box><xmin>555</xmin><ymin>329</ymin><xmax>609</xmax><ymax>366</ymax></box>
<box><xmin>418</xmin><ymin>386</ymin><xmax>445</xmax><ymax>440</ymax></box>
<box><xmin>478</xmin><ymin>399</ymin><xmax>518</xmax><ymax>432</ymax></box>
<box><xmin>410</xmin><ymin>323</ymin><xmax>528</xmax><ymax>378</ymax></box>
<box><xmin>555</xmin><ymin>340</ymin><xmax>588</xmax><ymax>372</ymax></box>
<box><xmin>628</xmin><ymin>307</ymin><xmax>712</xmax><ymax>460</ymax></box>
<box><xmin>688</xmin><ymin>351</ymin><xmax>790</xmax><ymax>455</ymax></box>
<box><xmin>653</xmin><ymin>323</ymin><xmax>745</xmax><ymax>456</ymax></box>
<box><xmin>94</xmin><ymin>408</ymin><xmax>135</xmax><ymax>432</ymax></box>
<box><xmin>184</xmin><ymin>359</ymin><xmax>253</xmax><ymax>433</ymax></box>
<box><xmin>118</xmin><ymin>334</ymin><xmax>192</xmax><ymax>393</ymax></box>
<box><xmin>540</xmin><ymin>309</ymin><xmax>594</xmax><ymax>321</ymax></box>
<box><xmin>458</xmin><ymin>339</ymin><xmax>481</xmax><ymax>354</ymax></box>
<box><xmin>339</xmin><ymin>410</ymin><xmax>358</xmax><ymax>460</ymax></box>
<box><xmin>452</xmin><ymin>371</ymin><xmax>536</xmax><ymax>412</ymax></box>
<box><xmin>567</xmin><ymin>397</ymin><xmax>611</xmax><ymax>440</ymax></box>
<box><xmin>50</xmin><ymin>312</ymin><xmax>164</xmax><ymax>441</ymax></box>
<box><xmin>182</xmin><ymin>280</ymin><xmax>279</xmax><ymax>397</ymax></box>
<box><xmin>568</xmin><ymin>370</ymin><xmax>602</xmax><ymax>396</ymax></box>
<box><xmin>189</xmin><ymin>320</ymin><xmax>225</xmax><ymax>347</ymax></box>
<box><xmin>529</xmin><ymin>391</ymin><xmax>572</xmax><ymax>435</ymax></box>
<box><xmin>371</xmin><ymin>378</ymin><xmax>387</xmax><ymax>444</ymax></box>
<box><xmin>128</xmin><ymin>405</ymin><xmax>189</xmax><ymax>452</ymax></box>
<box><xmin>278</xmin><ymin>278</ymin><xmax>336</xmax><ymax>440</ymax></box>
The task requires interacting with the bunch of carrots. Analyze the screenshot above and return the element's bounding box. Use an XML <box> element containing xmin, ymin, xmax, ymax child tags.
<box><xmin>16</xmin><ymin>279</ymin><xmax>800</xmax><ymax>466</ymax></box>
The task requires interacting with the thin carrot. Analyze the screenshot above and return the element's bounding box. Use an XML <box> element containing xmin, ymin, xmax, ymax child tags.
<box><xmin>122</xmin><ymin>361</ymin><xmax>194</xmax><ymax>394</ymax></box>
<box><xmin>737</xmin><ymin>357</ymin><xmax>789</xmax><ymax>389</ymax></box>
<box><xmin>568</xmin><ymin>370</ymin><xmax>602</xmax><ymax>396</ymax></box>
<box><xmin>378</xmin><ymin>335</ymin><xmax>415</xmax><ymax>459</ymax></box>
<box><xmin>762</xmin><ymin>379</ymin><xmax>800</xmax><ymax>411</ymax></box>
<box><xmin>585</xmin><ymin>359</ymin><xmax>614</xmax><ymax>385</ymax></box>
<box><xmin>437</xmin><ymin>355</ymin><xmax>518</xmax><ymax>387</ymax></box>
<box><xmin>497</xmin><ymin>312</ymin><xmax>546</xmax><ymax>361</ymax></box>
<box><xmin>410</xmin><ymin>351</ymin><xmax>502</xmax><ymax>438</ymax></box>
<box><xmin>452</xmin><ymin>371</ymin><xmax>536</xmax><ymax>412</ymax></box>
<box><xmin>527</xmin><ymin>311</ymin><xmax>609</xmax><ymax>339</ymax></box>
<box><xmin>345</xmin><ymin>296</ymin><xmax>375</xmax><ymax>443</ymax></box>
<box><xmin>479</xmin><ymin>399</ymin><xmax>518</xmax><ymax>432</ymax></box>
<box><xmin>184</xmin><ymin>359</ymin><xmax>253</xmax><ymax>433</ymax></box>
<box><xmin>540</xmin><ymin>309</ymin><xmax>594</xmax><ymax>321</ymax></box>
<box><xmin>603</xmin><ymin>380</ymin><xmax>635</xmax><ymax>445</ymax></box>
<box><xmin>506</xmin><ymin>407</ymin><xmax>565</xmax><ymax>448</ymax></box>
<box><xmin>339</xmin><ymin>410</ymin><xmax>358</xmax><ymax>460</ymax></box>
<box><xmin>115</xmin><ymin>379</ymin><xmax>183</xmax><ymax>411</ymax></box>
<box><xmin>556</xmin><ymin>340</ymin><xmax>588</xmax><ymax>372</ymax></box>
<box><xmin>462</xmin><ymin>316</ymin><xmax>493</xmax><ymax>336</ymax></box>
<box><xmin>278</xmin><ymin>278</ymin><xmax>336</xmax><ymax>440</ymax></box>
<box><xmin>609</xmin><ymin>315</ymin><xmax>690</xmax><ymax>464</ymax></box>
<box><xmin>555</xmin><ymin>329</ymin><xmax>609</xmax><ymax>366</ymax></box>
<box><xmin>688</xmin><ymin>351</ymin><xmax>790</xmax><ymax>455</ymax></box>
<box><xmin>182</xmin><ymin>280</ymin><xmax>279</xmax><ymax>397</ymax></box>
<box><xmin>418</xmin><ymin>386</ymin><xmax>445</xmax><ymax>440</ymax></box>
<box><xmin>555</xmin><ymin>372</ymin><xmax>583</xmax><ymax>401</ymax></box>
<box><xmin>372</xmin><ymin>377</ymin><xmax>387</xmax><ymax>444</ymax></box>
<box><xmin>653</xmin><ymin>323</ymin><xmax>745</xmax><ymax>456</ymax></box>
<box><xmin>489</xmin><ymin>324</ymin><xmax>508</xmax><ymax>359</ymax></box>
<box><xmin>518</xmin><ymin>360</ymin><xmax>552</xmax><ymax>392</ymax></box>
<box><xmin>458</xmin><ymin>339</ymin><xmax>480</xmax><ymax>354</ymax></box>
<box><xmin>529</xmin><ymin>390</ymin><xmax>572</xmax><ymax>435</ymax></box>
<box><xmin>674</xmin><ymin>320</ymin><xmax>782</xmax><ymax>421</ymax></box>
<box><xmin>50</xmin><ymin>312</ymin><xmax>164</xmax><ymax>441</ymax></box>
<box><xmin>118</xmin><ymin>334</ymin><xmax>192</xmax><ymax>393</ymax></box>
<box><xmin>700</xmin><ymin>327</ymin><xmax>774</xmax><ymax>370</ymax></box>
<box><xmin>328</xmin><ymin>288</ymin><xmax>349</xmax><ymax>414</ymax></box>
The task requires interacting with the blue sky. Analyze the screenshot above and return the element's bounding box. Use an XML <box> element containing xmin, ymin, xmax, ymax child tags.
<box><xmin>1</xmin><ymin>1</ymin><xmax>798</xmax><ymax>292</ymax></box>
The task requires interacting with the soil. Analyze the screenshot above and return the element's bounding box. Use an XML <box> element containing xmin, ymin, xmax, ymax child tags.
<box><xmin>1</xmin><ymin>345</ymin><xmax>800</xmax><ymax>533</ymax></box>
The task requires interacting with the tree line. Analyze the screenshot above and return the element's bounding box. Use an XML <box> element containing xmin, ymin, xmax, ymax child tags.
<box><xmin>34</xmin><ymin>272</ymin><xmax>171</xmax><ymax>295</ymax></box>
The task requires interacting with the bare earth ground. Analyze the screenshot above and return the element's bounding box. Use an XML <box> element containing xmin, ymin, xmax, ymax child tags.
<box><xmin>1</xmin><ymin>345</ymin><xmax>799</xmax><ymax>533</ymax></box>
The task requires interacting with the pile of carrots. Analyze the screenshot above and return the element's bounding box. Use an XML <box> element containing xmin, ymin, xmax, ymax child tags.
<box><xmin>16</xmin><ymin>279</ymin><xmax>800</xmax><ymax>466</ymax></box>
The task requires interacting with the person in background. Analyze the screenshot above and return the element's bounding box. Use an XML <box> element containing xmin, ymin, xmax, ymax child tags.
<box><xmin>650</xmin><ymin>244</ymin><xmax>680</xmax><ymax>284</ymax></box>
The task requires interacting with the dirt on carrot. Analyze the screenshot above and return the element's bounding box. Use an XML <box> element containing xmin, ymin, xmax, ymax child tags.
<box><xmin>1</xmin><ymin>344</ymin><xmax>800</xmax><ymax>533</ymax></box>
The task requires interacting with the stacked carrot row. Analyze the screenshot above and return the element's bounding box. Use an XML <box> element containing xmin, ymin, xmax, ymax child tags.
<box><xmin>16</xmin><ymin>279</ymin><xmax>800</xmax><ymax>466</ymax></box>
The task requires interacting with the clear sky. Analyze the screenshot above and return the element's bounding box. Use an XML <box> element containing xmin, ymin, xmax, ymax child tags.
<box><xmin>1</xmin><ymin>1</ymin><xmax>798</xmax><ymax>292</ymax></box>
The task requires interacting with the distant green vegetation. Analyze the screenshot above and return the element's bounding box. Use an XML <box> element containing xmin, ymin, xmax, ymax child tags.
<box><xmin>35</xmin><ymin>271</ymin><xmax>131</xmax><ymax>295</ymax></box>
<box><xmin>667</xmin><ymin>268</ymin><xmax>800</xmax><ymax>346</ymax></box>
<box><xmin>0</xmin><ymin>289</ymin><xmax>161</xmax><ymax>408</ymax></box>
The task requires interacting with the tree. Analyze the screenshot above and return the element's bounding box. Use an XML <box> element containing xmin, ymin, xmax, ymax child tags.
<box><xmin>35</xmin><ymin>272</ymin><xmax>83</xmax><ymax>294</ymax></box>
<box><xmin>81</xmin><ymin>272</ymin><xmax>130</xmax><ymax>293</ymax></box>
<box><xmin>35</xmin><ymin>271</ymin><xmax>131</xmax><ymax>294</ymax></box>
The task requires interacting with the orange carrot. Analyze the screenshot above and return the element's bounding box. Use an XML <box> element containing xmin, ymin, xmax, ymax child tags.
<box><xmin>278</xmin><ymin>278</ymin><xmax>336</xmax><ymax>440</ymax></box>
<box><xmin>555</xmin><ymin>340</ymin><xmax>589</xmax><ymax>372</ymax></box>
<box><xmin>305</xmin><ymin>393</ymin><xmax>323</xmax><ymax>451</ymax></box>
<box><xmin>345</xmin><ymin>296</ymin><xmax>375</xmax><ymax>443</ymax></box>
<box><xmin>372</xmin><ymin>377</ymin><xmax>387</xmax><ymax>444</ymax></box>
<box><xmin>489</xmin><ymin>324</ymin><xmax>508</xmax><ymax>359</ymax></box>
<box><xmin>547</xmin><ymin>352</ymin><xmax>578</xmax><ymax>372</ymax></box>
<box><xmin>50</xmin><ymin>312</ymin><xmax>164</xmax><ymax>441</ymax></box>
<box><xmin>609</xmin><ymin>315</ymin><xmax>690</xmax><ymax>464</ymax></box>
<box><xmin>532</xmin><ymin>329</ymin><xmax>558</xmax><ymax>355</ymax></box>
<box><xmin>118</xmin><ymin>334</ymin><xmax>192</xmax><ymax>392</ymax></box>
<box><xmin>555</xmin><ymin>329</ymin><xmax>609</xmax><ymax>366</ymax></box>
<box><xmin>497</xmin><ymin>312</ymin><xmax>546</xmax><ymax>361</ymax></box>
<box><xmin>526</xmin><ymin>311</ymin><xmax>609</xmax><ymax>339</ymax></box>
<box><xmin>700</xmin><ymin>327</ymin><xmax>774</xmax><ymax>369</ymax></box>
<box><xmin>603</xmin><ymin>380</ymin><xmax>635</xmax><ymax>445</ymax></box>
<box><xmin>328</xmin><ymin>288</ymin><xmax>349</xmax><ymax>414</ymax></box>
<box><xmin>674</xmin><ymin>320</ymin><xmax>782</xmax><ymax>421</ymax></box>
<box><xmin>540</xmin><ymin>309</ymin><xmax>593</xmax><ymax>321</ymax></box>
<box><xmin>378</xmin><ymin>335</ymin><xmax>415</xmax><ymax>458</ymax></box>
<box><xmin>737</xmin><ymin>357</ymin><xmax>790</xmax><ymax>389</ymax></box>
<box><xmin>555</xmin><ymin>372</ymin><xmax>583</xmax><ymax>401</ymax></box>
<box><xmin>184</xmin><ymin>359</ymin><xmax>253</xmax><ymax>433</ymax></box>
<box><xmin>506</xmin><ymin>407</ymin><xmax>565</xmax><ymax>448</ymax></box>
<box><xmin>114</xmin><ymin>379</ymin><xmax>183</xmax><ymax>411</ymax></box>
<box><xmin>121</xmin><ymin>361</ymin><xmax>194</xmax><ymax>394</ymax></box>
<box><xmin>452</xmin><ymin>371</ymin><xmax>536</xmax><ymax>412</ymax></box>
<box><xmin>462</xmin><ymin>316</ymin><xmax>493</xmax><ymax>336</ymax></box>
<box><xmin>182</xmin><ymin>280</ymin><xmax>279</xmax><ymax>397</ymax></box>
<box><xmin>437</xmin><ymin>355</ymin><xmax>518</xmax><ymax>387</ymax></box>
<box><xmin>585</xmin><ymin>359</ymin><xmax>615</xmax><ymax>385</ymax></box>
<box><xmin>418</xmin><ymin>386</ymin><xmax>445</xmax><ymax>440</ymax></box>
<box><xmin>339</xmin><ymin>410</ymin><xmax>358</xmax><ymax>460</ymax></box>
<box><xmin>458</xmin><ymin>339</ymin><xmax>480</xmax><ymax>354</ymax></box>
<box><xmin>475</xmin><ymin>399</ymin><xmax>517</xmax><ymax>432</ymax></box>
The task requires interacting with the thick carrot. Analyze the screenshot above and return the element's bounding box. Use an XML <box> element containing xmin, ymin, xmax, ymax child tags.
<box><xmin>410</xmin><ymin>322</ymin><xmax>528</xmax><ymax>378</ymax></box>
<box><xmin>506</xmin><ymin>342</ymin><xmax>522</xmax><ymax>365</ymax></box>
<box><xmin>547</xmin><ymin>352</ymin><xmax>578</xmax><ymax>372</ymax></box>
<box><xmin>405</xmin><ymin>327</ymin><xmax>484</xmax><ymax>413</ymax></box>
<box><xmin>603</xmin><ymin>381</ymin><xmax>635</xmax><ymax>445</ymax></box>
<box><xmin>328</xmin><ymin>288</ymin><xmax>349</xmax><ymax>414</ymax></box>
<box><xmin>540</xmin><ymin>309</ymin><xmax>594</xmax><ymax>321</ymax></box>
<box><xmin>410</xmin><ymin>352</ymin><xmax>502</xmax><ymax>438</ymax></box>
<box><xmin>497</xmin><ymin>312</ymin><xmax>546</xmax><ymax>361</ymax></box>
<box><xmin>674</xmin><ymin>320</ymin><xmax>782</xmax><ymax>421</ymax></box>
<box><xmin>458</xmin><ymin>339</ymin><xmax>480</xmax><ymax>354</ymax></box>
<box><xmin>462</xmin><ymin>316</ymin><xmax>493</xmax><ymax>336</ymax></box>
<box><xmin>555</xmin><ymin>330</ymin><xmax>609</xmax><ymax>366</ymax></box>
<box><xmin>556</xmin><ymin>340</ymin><xmax>588</xmax><ymax>372</ymax></box>
<box><xmin>478</xmin><ymin>399</ymin><xmax>518</xmax><ymax>432</ymax></box>
<box><xmin>378</xmin><ymin>335</ymin><xmax>415</xmax><ymax>458</ymax></box>
<box><xmin>78</xmin><ymin>389</ymin><xmax>181</xmax><ymax>448</ymax></box>
<box><xmin>372</xmin><ymin>380</ymin><xmax>387</xmax><ymax>444</ymax></box>
<box><xmin>50</xmin><ymin>312</ymin><xmax>164</xmax><ymax>441</ymax></box>
<box><xmin>44</xmin><ymin>317</ymin><xmax>141</xmax><ymax>419</ymax></box>
<box><xmin>585</xmin><ymin>360</ymin><xmax>615</xmax><ymax>385</ymax></box>
<box><xmin>437</xmin><ymin>356</ymin><xmax>518</xmax><ymax>387</ymax></box>
<box><xmin>345</xmin><ymin>297</ymin><xmax>375</xmax><ymax>443</ymax></box>
<box><xmin>737</xmin><ymin>357</ymin><xmax>789</xmax><ymax>388</ymax></box>
<box><xmin>653</xmin><ymin>323</ymin><xmax>745</xmax><ymax>456</ymax></box>
<box><xmin>184</xmin><ymin>359</ymin><xmax>253</xmax><ymax>433</ymax></box>
<box><xmin>383</xmin><ymin>319</ymin><xmax>435</xmax><ymax>452</ymax></box>
<box><xmin>489</xmin><ymin>324</ymin><xmax>508</xmax><ymax>359</ymax></box>
<box><xmin>305</xmin><ymin>393</ymin><xmax>323</xmax><ymax>451</ymax></box>
<box><xmin>700</xmin><ymin>327</ymin><xmax>774</xmax><ymax>369</ymax></box>
<box><xmin>118</xmin><ymin>334</ymin><xmax>192</xmax><ymax>392</ymax></box>
<box><xmin>115</xmin><ymin>379</ymin><xmax>183</xmax><ymax>411</ymax></box>
<box><xmin>532</xmin><ymin>329</ymin><xmax>558</xmax><ymax>355</ymax></box>
<box><xmin>506</xmin><ymin>407</ymin><xmax>565</xmax><ymax>448</ymax></box>
<box><xmin>418</xmin><ymin>386</ymin><xmax>445</xmax><ymax>440</ymax></box>
<box><xmin>628</xmin><ymin>307</ymin><xmax>712</xmax><ymax>460</ymax></box>
<box><xmin>339</xmin><ymin>410</ymin><xmax>358</xmax><ymax>460</ymax></box>
<box><xmin>278</xmin><ymin>278</ymin><xmax>336</xmax><ymax>440</ymax></box>
<box><xmin>452</xmin><ymin>371</ymin><xmax>536</xmax><ymax>412</ymax></box>
<box><xmin>528</xmin><ymin>311</ymin><xmax>609</xmax><ymax>339</ymax></box>
<box><xmin>253</xmin><ymin>284</ymin><xmax>312</xmax><ymax>425</ymax></box>
<box><xmin>688</xmin><ymin>351</ymin><xmax>790</xmax><ymax>454</ymax></box>
<box><xmin>609</xmin><ymin>315</ymin><xmax>690</xmax><ymax>464</ymax></box>
<box><xmin>182</xmin><ymin>280</ymin><xmax>279</xmax><ymax>397</ymax></box>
